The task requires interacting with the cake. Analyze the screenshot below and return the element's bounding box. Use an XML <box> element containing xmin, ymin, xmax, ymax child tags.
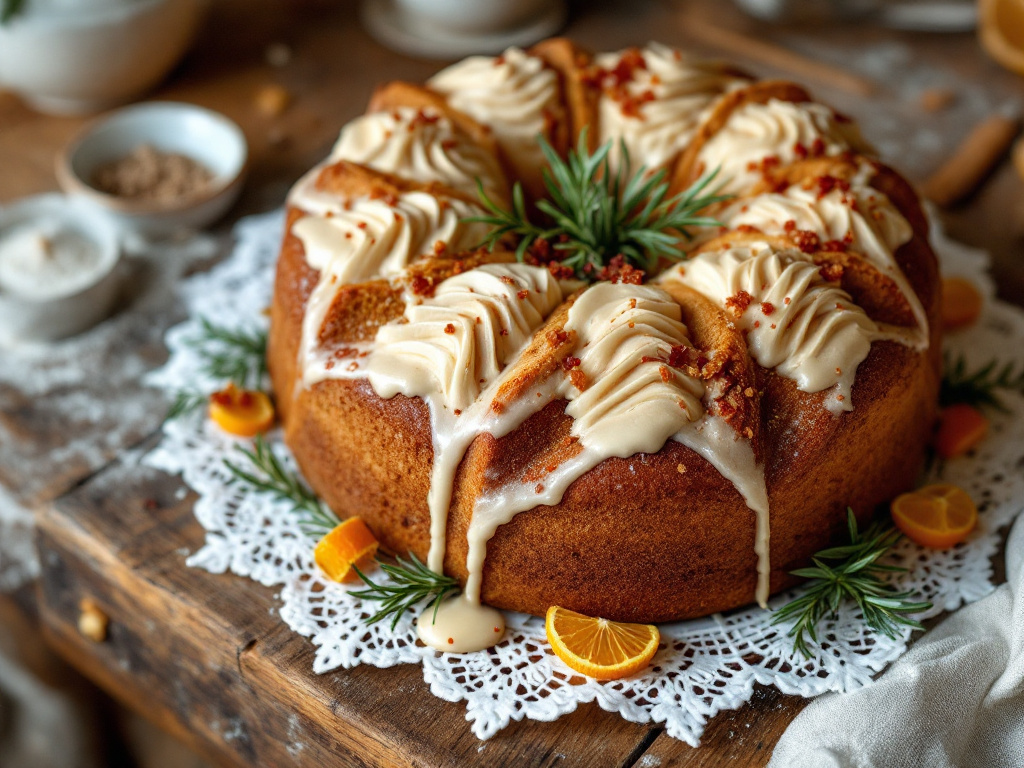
<box><xmin>267</xmin><ymin>39</ymin><xmax>941</xmax><ymax>641</ymax></box>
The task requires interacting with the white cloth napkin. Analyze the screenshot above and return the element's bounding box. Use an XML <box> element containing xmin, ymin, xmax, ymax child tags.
<box><xmin>769</xmin><ymin>513</ymin><xmax>1024</xmax><ymax>768</ymax></box>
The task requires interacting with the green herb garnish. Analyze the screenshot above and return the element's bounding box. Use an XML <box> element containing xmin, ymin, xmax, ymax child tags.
<box><xmin>1</xmin><ymin>0</ymin><xmax>25</xmax><ymax>24</ymax></box>
<box><xmin>224</xmin><ymin>435</ymin><xmax>340</xmax><ymax>537</ymax></box>
<box><xmin>941</xmin><ymin>351</ymin><xmax>1024</xmax><ymax>413</ymax></box>
<box><xmin>469</xmin><ymin>129</ymin><xmax>727</xmax><ymax>280</ymax></box>
<box><xmin>167</xmin><ymin>317</ymin><xmax>268</xmax><ymax>419</ymax></box>
<box><xmin>772</xmin><ymin>509</ymin><xmax>931</xmax><ymax>659</ymax></box>
<box><xmin>350</xmin><ymin>553</ymin><xmax>460</xmax><ymax>630</ymax></box>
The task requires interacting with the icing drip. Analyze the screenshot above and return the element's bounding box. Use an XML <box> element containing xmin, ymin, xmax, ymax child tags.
<box><xmin>463</xmin><ymin>283</ymin><xmax>770</xmax><ymax>610</ymax></box>
<box><xmin>661</xmin><ymin>243</ymin><xmax>883</xmax><ymax>412</ymax></box>
<box><xmin>428</xmin><ymin>47</ymin><xmax>560</xmax><ymax>182</ymax></box>
<box><xmin>594</xmin><ymin>43</ymin><xmax>748</xmax><ymax>176</ymax></box>
<box><xmin>368</xmin><ymin>263</ymin><xmax>564</xmax><ymax>413</ymax></box>
<box><xmin>292</xmin><ymin>188</ymin><xmax>490</xmax><ymax>388</ymax></box>
<box><xmin>329</xmin><ymin>107</ymin><xmax>508</xmax><ymax>203</ymax></box>
<box><xmin>698</xmin><ymin>99</ymin><xmax>868</xmax><ymax>193</ymax></box>
<box><xmin>709</xmin><ymin>169</ymin><xmax>928</xmax><ymax>346</ymax></box>
<box><xmin>365</xmin><ymin>264</ymin><xmax>564</xmax><ymax>581</ymax></box>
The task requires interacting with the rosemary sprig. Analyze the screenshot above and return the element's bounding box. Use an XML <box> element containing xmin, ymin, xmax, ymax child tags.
<box><xmin>167</xmin><ymin>390</ymin><xmax>208</xmax><ymax>420</ymax></box>
<box><xmin>771</xmin><ymin>509</ymin><xmax>931</xmax><ymax>659</ymax></box>
<box><xmin>167</xmin><ymin>317</ymin><xmax>269</xmax><ymax>419</ymax></box>
<box><xmin>941</xmin><ymin>351</ymin><xmax>1024</xmax><ymax>413</ymax></box>
<box><xmin>189</xmin><ymin>317</ymin><xmax>268</xmax><ymax>390</ymax></box>
<box><xmin>350</xmin><ymin>553</ymin><xmax>460</xmax><ymax>630</ymax></box>
<box><xmin>469</xmin><ymin>128</ymin><xmax>728</xmax><ymax>280</ymax></box>
<box><xmin>223</xmin><ymin>435</ymin><xmax>340</xmax><ymax>537</ymax></box>
<box><xmin>1</xmin><ymin>0</ymin><xmax>25</xmax><ymax>24</ymax></box>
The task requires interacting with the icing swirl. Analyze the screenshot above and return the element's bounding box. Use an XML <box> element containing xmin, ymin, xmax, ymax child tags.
<box><xmin>329</xmin><ymin>107</ymin><xmax>508</xmax><ymax>203</ymax></box>
<box><xmin>294</xmin><ymin>190</ymin><xmax>491</xmax><ymax>387</ymax></box>
<box><xmin>710</xmin><ymin>169</ymin><xmax>927</xmax><ymax>344</ymax></box>
<box><xmin>428</xmin><ymin>47</ymin><xmax>560</xmax><ymax>182</ymax></box>
<box><xmin>368</xmin><ymin>263</ymin><xmax>564</xmax><ymax>412</ymax></box>
<box><xmin>594</xmin><ymin>43</ymin><xmax>748</xmax><ymax>176</ymax></box>
<box><xmin>561</xmin><ymin>282</ymin><xmax>705</xmax><ymax>451</ymax></box>
<box><xmin>661</xmin><ymin>242</ymin><xmax>881</xmax><ymax>411</ymax></box>
<box><xmin>698</xmin><ymin>99</ymin><xmax>868</xmax><ymax>193</ymax></box>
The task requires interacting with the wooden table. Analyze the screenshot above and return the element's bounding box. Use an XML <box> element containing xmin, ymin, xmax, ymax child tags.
<box><xmin>3</xmin><ymin>1</ymin><xmax>1024</xmax><ymax>766</ymax></box>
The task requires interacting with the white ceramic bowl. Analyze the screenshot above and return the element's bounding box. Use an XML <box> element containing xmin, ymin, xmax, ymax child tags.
<box><xmin>393</xmin><ymin>0</ymin><xmax>548</xmax><ymax>35</ymax></box>
<box><xmin>0</xmin><ymin>0</ymin><xmax>209</xmax><ymax>115</ymax></box>
<box><xmin>57</xmin><ymin>101</ymin><xmax>248</xmax><ymax>238</ymax></box>
<box><xmin>0</xmin><ymin>194</ymin><xmax>122</xmax><ymax>347</ymax></box>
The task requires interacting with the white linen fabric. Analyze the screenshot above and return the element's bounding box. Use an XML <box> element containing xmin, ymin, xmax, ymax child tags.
<box><xmin>769</xmin><ymin>513</ymin><xmax>1024</xmax><ymax>768</ymax></box>
<box><xmin>144</xmin><ymin>210</ymin><xmax>1024</xmax><ymax>745</ymax></box>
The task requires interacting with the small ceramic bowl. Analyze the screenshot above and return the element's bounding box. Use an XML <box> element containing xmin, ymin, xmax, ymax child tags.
<box><xmin>0</xmin><ymin>0</ymin><xmax>209</xmax><ymax>115</ymax></box>
<box><xmin>57</xmin><ymin>101</ymin><xmax>248</xmax><ymax>238</ymax></box>
<box><xmin>0</xmin><ymin>194</ymin><xmax>122</xmax><ymax>347</ymax></box>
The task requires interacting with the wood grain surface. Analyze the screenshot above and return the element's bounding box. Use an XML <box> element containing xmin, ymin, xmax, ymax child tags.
<box><xmin>5</xmin><ymin>0</ymin><xmax>1024</xmax><ymax>765</ymax></box>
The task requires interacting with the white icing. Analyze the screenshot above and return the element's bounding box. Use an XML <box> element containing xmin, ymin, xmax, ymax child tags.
<box><xmin>416</xmin><ymin>594</ymin><xmax>506</xmax><ymax>653</ymax></box>
<box><xmin>661</xmin><ymin>242</ymin><xmax>884</xmax><ymax>412</ymax></box>
<box><xmin>367</xmin><ymin>263</ymin><xmax>564</xmax><ymax>413</ymax></box>
<box><xmin>329</xmin><ymin>107</ymin><xmax>508</xmax><ymax>203</ymax></box>
<box><xmin>710</xmin><ymin>168</ymin><xmax>928</xmax><ymax>346</ymax></box>
<box><xmin>292</xmin><ymin>186</ymin><xmax>491</xmax><ymax>389</ymax></box>
<box><xmin>698</xmin><ymin>99</ymin><xmax>868</xmax><ymax>193</ymax></box>
<box><xmin>594</xmin><ymin>43</ymin><xmax>748</xmax><ymax>176</ymax></box>
<box><xmin>428</xmin><ymin>47</ymin><xmax>560</xmax><ymax>183</ymax></box>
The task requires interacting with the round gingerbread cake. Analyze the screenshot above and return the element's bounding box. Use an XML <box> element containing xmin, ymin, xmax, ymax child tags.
<box><xmin>268</xmin><ymin>39</ymin><xmax>942</xmax><ymax>634</ymax></box>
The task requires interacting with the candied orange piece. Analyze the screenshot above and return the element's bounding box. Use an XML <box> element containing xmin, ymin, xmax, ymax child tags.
<box><xmin>935</xmin><ymin>404</ymin><xmax>989</xmax><ymax>459</ymax></box>
<box><xmin>208</xmin><ymin>383</ymin><xmax>275</xmax><ymax>437</ymax></box>
<box><xmin>545</xmin><ymin>605</ymin><xmax>659</xmax><ymax>681</ymax></box>
<box><xmin>314</xmin><ymin>517</ymin><xmax>379</xmax><ymax>583</ymax></box>
<box><xmin>891</xmin><ymin>484</ymin><xmax>978</xmax><ymax>550</ymax></box>
<box><xmin>941</xmin><ymin>277</ymin><xmax>983</xmax><ymax>330</ymax></box>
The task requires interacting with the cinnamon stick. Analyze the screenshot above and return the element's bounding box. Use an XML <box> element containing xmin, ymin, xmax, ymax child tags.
<box><xmin>680</xmin><ymin>15</ymin><xmax>876</xmax><ymax>97</ymax></box>
<box><xmin>920</xmin><ymin>114</ymin><xmax>1021</xmax><ymax>207</ymax></box>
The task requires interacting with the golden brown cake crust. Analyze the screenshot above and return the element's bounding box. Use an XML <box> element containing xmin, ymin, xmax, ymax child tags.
<box><xmin>268</xmin><ymin>41</ymin><xmax>943</xmax><ymax>623</ymax></box>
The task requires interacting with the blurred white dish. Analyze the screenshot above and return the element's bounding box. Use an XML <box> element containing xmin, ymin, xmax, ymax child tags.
<box><xmin>362</xmin><ymin>0</ymin><xmax>566</xmax><ymax>59</ymax></box>
<box><xmin>0</xmin><ymin>0</ymin><xmax>208</xmax><ymax>115</ymax></box>
<box><xmin>0</xmin><ymin>194</ymin><xmax>122</xmax><ymax>346</ymax></box>
<box><xmin>56</xmin><ymin>101</ymin><xmax>248</xmax><ymax>239</ymax></box>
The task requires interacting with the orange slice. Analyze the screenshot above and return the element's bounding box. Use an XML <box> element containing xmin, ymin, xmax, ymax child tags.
<box><xmin>979</xmin><ymin>0</ymin><xmax>1024</xmax><ymax>76</ymax></box>
<box><xmin>941</xmin><ymin>277</ymin><xmax>983</xmax><ymax>331</ymax></box>
<box><xmin>935</xmin><ymin>404</ymin><xmax>989</xmax><ymax>459</ymax></box>
<box><xmin>208</xmin><ymin>383</ymin><xmax>275</xmax><ymax>437</ymax></box>
<box><xmin>314</xmin><ymin>517</ymin><xmax>379</xmax><ymax>582</ymax></box>
<box><xmin>891</xmin><ymin>484</ymin><xmax>978</xmax><ymax>550</ymax></box>
<box><xmin>545</xmin><ymin>605</ymin><xmax>660</xmax><ymax>681</ymax></box>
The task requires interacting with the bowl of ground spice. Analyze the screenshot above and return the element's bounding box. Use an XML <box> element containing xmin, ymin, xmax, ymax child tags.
<box><xmin>57</xmin><ymin>101</ymin><xmax>247</xmax><ymax>238</ymax></box>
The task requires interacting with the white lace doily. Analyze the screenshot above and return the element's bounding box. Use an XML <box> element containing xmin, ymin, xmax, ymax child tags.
<box><xmin>145</xmin><ymin>209</ymin><xmax>1024</xmax><ymax>746</ymax></box>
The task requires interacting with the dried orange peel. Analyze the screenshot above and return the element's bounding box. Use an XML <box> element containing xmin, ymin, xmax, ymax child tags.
<box><xmin>315</xmin><ymin>517</ymin><xmax>379</xmax><ymax>582</ymax></box>
<box><xmin>941</xmin><ymin>277</ymin><xmax>983</xmax><ymax>331</ymax></box>
<box><xmin>891</xmin><ymin>483</ymin><xmax>978</xmax><ymax>550</ymax></box>
<box><xmin>209</xmin><ymin>383</ymin><xmax>275</xmax><ymax>437</ymax></box>
<box><xmin>545</xmin><ymin>605</ymin><xmax>660</xmax><ymax>681</ymax></box>
<box><xmin>935</xmin><ymin>404</ymin><xmax>989</xmax><ymax>459</ymax></box>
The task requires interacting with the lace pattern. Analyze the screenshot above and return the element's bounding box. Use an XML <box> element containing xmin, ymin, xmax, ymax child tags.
<box><xmin>144</xmin><ymin>210</ymin><xmax>1024</xmax><ymax>746</ymax></box>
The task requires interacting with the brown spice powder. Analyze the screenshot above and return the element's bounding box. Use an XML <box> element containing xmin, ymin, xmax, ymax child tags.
<box><xmin>91</xmin><ymin>144</ymin><xmax>214</xmax><ymax>203</ymax></box>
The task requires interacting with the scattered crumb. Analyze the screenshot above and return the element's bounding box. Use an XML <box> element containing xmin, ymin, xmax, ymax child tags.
<box><xmin>637</xmin><ymin>756</ymin><xmax>662</xmax><ymax>767</ymax></box>
<box><xmin>256</xmin><ymin>84</ymin><xmax>291</xmax><ymax>117</ymax></box>
<box><xmin>920</xmin><ymin>87</ymin><xmax>956</xmax><ymax>113</ymax></box>
<box><xmin>676</xmin><ymin>463</ymin><xmax>686</xmax><ymax>474</ymax></box>
<box><xmin>78</xmin><ymin>598</ymin><xmax>109</xmax><ymax>642</ymax></box>
<box><xmin>265</xmin><ymin>42</ymin><xmax>293</xmax><ymax>68</ymax></box>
